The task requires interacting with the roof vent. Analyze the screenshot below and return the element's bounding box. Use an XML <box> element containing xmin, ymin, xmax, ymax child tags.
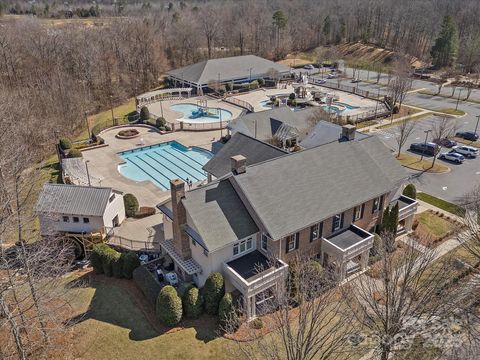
<box><xmin>231</xmin><ymin>155</ymin><xmax>247</xmax><ymax>175</ymax></box>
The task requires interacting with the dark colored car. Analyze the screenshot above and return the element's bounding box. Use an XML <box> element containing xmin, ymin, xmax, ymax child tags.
<box><xmin>433</xmin><ymin>138</ymin><xmax>457</xmax><ymax>148</ymax></box>
<box><xmin>409</xmin><ymin>142</ymin><xmax>439</xmax><ymax>156</ymax></box>
<box><xmin>456</xmin><ymin>131</ymin><xmax>479</xmax><ymax>141</ymax></box>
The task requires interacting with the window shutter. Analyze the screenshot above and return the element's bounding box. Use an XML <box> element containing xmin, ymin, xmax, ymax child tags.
<box><xmin>380</xmin><ymin>195</ymin><xmax>385</xmax><ymax>210</ymax></box>
<box><xmin>310</xmin><ymin>226</ymin><xmax>314</xmax><ymax>242</ymax></box>
<box><xmin>340</xmin><ymin>212</ymin><xmax>344</xmax><ymax>228</ymax></box>
<box><xmin>295</xmin><ymin>233</ymin><xmax>300</xmax><ymax>249</ymax></box>
<box><xmin>319</xmin><ymin>222</ymin><xmax>323</xmax><ymax>238</ymax></box>
<box><xmin>353</xmin><ymin>207</ymin><xmax>357</xmax><ymax>222</ymax></box>
<box><xmin>285</xmin><ymin>237</ymin><xmax>289</xmax><ymax>254</ymax></box>
<box><xmin>331</xmin><ymin>217</ymin><xmax>336</xmax><ymax>232</ymax></box>
<box><xmin>361</xmin><ymin>204</ymin><xmax>365</xmax><ymax>219</ymax></box>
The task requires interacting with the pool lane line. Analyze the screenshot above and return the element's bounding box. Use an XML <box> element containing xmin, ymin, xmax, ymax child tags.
<box><xmin>126</xmin><ymin>157</ymin><xmax>168</xmax><ymax>190</ymax></box>
<box><xmin>150</xmin><ymin>151</ymin><xmax>202</xmax><ymax>182</ymax></box>
<box><xmin>167</xmin><ymin>147</ymin><xmax>207</xmax><ymax>167</ymax></box>
<box><xmin>133</xmin><ymin>155</ymin><xmax>179</xmax><ymax>188</ymax></box>
<box><xmin>160</xmin><ymin>149</ymin><xmax>207</xmax><ymax>178</ymax></box>
<box><xmin>142</xmin><ymin>153</ymin><xmax>191</xmax><ymax>183</ymax></box>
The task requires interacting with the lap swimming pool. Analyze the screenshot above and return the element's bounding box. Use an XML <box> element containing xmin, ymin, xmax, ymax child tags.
<box><xmin>117</xmin><ymin>141</ymin><xmax>213</xmax><ymax>190</ymax></box>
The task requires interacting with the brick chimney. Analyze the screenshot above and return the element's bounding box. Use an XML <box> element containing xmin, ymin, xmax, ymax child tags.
<box><xmin>231</xmin><ymin>155</ymin><xmax>247</xmax><ymax>175</ymax></box>
<box><xmin>341</xmin><ymin>124</ymin><xmax>356</xmax><ymax>141</ymax></box>
<box><xmin>170</xmin><ymin>179</ymin><xmax>191</xmax><ymax>259</ymax></box>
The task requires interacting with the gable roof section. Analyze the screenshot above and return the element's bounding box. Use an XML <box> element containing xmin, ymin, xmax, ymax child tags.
<box><xmin>229</xmin><ymin>107</ymin><xmax>318</xmax><ymax>140</ymax></box>
<box><xmin>182</xmin><ymin>179</ymin><xmax>258</xmax><ymax>252</ymax></box>
<box><xmin>36</xmin><ymin>183</ymin><xmax>113</xmax><ymax>217</ymax></box>
<box><xmin>202</xmin><ymin>132</ymin><xmax>287</xmax><ymax>178</ymax></box>
<box><xmin>232</xmin><ymin>136</ymin><xmax>408</xmax><ymax>240</ymax></box>
<box><xmin>167</xmin><ymin>55</ymin><xmax>290</xmax><ymax>86</ymax></box>
<box><xmin>299</xmin><ymin>120</ymin><xmax>370</xmax><ymax>148</ymax></box>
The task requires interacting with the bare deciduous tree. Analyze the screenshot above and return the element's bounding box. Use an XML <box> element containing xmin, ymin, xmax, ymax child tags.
<box><xmin>342</xmin><ymin>232</ymin><xmax>465</xmax><ymax>360</ymax></box>
<box><xmin>430</xmin><ymin>115</ymin><xmax>460</xmax><ymax>167</ymax></box>
<box><xmin>394</xmin><ymin>118</ymin><xmax>416</xmax><ymax>157</ymax></box>
<box><xmin>223</xmin><ymin>256</ymin><xmax>353</xmax><ymax>360</ymax></box>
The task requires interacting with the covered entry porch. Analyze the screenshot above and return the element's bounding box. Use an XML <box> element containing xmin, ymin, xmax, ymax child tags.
<box><xmin>321</xmin><ymin>224</ymin><xmax>374</xmax><ymax>281</ymax></box>
<box><xmin>223</xmin><ymin>250</ymin><xmax>288</xmax><ymax>320</ymax></box>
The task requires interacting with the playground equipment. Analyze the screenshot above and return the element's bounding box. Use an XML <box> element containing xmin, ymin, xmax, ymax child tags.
<box><xmin>191</xmin><ymin>106</ymin><xmax>220</xmax><ymax>119</ymax></box>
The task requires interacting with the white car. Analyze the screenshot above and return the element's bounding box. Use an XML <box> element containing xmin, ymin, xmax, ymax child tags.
<box><xmin>439</xmin><ymin>152</ymin><xmax>465</xmax><ymax>163</ymax></box>
<box><xmin>303</xmin><ymin>64</ymin><xmax>315</xmax><ymax>70</ymax></box>
<box><xmin>452</xmin><ymin>145</ymin><xmax>479</xmax><ymax>158</ymax></box>
<box><xmin>327</xmin><ymin>73</ymin><xmax>338</xmax><ymax>79</ymax></box>
<box><xmin>165</xmin><ymin>272</ymin><xmax>178</xmax><ymax>286</ymax></box>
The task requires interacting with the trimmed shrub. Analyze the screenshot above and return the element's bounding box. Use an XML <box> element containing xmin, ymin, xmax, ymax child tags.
<box><xmin>183</xmin><ymin>286</ymin><xmax>203</xmax><ymax>319</ymax></box>
<box><xmin>203</xmin><ymin>272</ymin><xmax>225</xmax><ymax>315</ymax></box>
<box><xmin>123</xmin><ymin>251</ymin><xmax>140</xmax><ymax>279</ymax></box>
<box><xmin>156</xmin><ymin>285</ymin><xmax>183</xmax><ymax>326</ymax></box>
<box><xmin>67</xmin><ymin>149</ymin><xmax>83</xmax><ymax>158</ymax></box>
<box><xmin>134</xmin><ymin>206</ymin><xmax>156</xmax><ymax>219</ymax></box>
<box><xmin>218</xmin><ymin>292</ymin><xmax>235</xmax><ymax>326</ymax></box>
<box><xmin>156</xmin><ymin>117</ymin><xmax>166</xmax><ymax>127</ymax></box>
<box><xmin>403</xmin><ymin>184</ymin><xmax>417</xmax><ymax>199</ymax></box>
<box><xmin>102</xmin><ymin>247</ymin><xmax>118</xmax><ymax>277</ymax></box>
<box><xmin>90</xmin><ymin>243</ymin><xmax>110</xmax><ymax>274</ymax></box>
<box><xmin>140</xmin><ymin>106</ymin><xmax>150</xmax><ymax>122</ymax></box>
<box><xmin>112</xmin><ymin>252</ymin><xmax>124</xmax><ymax>278</ymax></box>
<box><xmin>251</xmin><ymin>318</ymin><xmax>263</xmax><ymax>329</ymax></box>
<box><xmin>165</xmin><ymin>125</ymin><xmax>172</xmax><ymax>131</ymax></box>
<box><xmin>59</xmin><ymin>138</ymin><xmax>72</xmax><ymax>150</ymax></box>
<box><xmin>132</xmin><ymin>265</ymin><xmax>162</xmax><ymax>305</ymax></box>
<box><xmin>258</xmin><ymin>78</ymin><xmax>265</xmax><ymax>86</ymax></box>
<box><xmin>123</xmin><ymin>193</ymin><xmax>139</xmax><ymax>217</ymax></box>
<box><xmin>289</xmin><ymin>92</ymin><xmax>296</xmax><ymax>100</ymax></box>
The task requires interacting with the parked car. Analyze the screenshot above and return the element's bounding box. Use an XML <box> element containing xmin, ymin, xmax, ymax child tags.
<box><xmin>439</xmin><ymin>152</ymin><xmax>465</xmax><ymax>164</ymax></box>
<box><xmin>409</xmin><ymin>142</ymin><xmax>439</xmax><ymax>156</ymax></box>
<box><xmin>165</xmin><ymin>272</ymin><xmax>178</xmax><ymax>286</ymax></box>
<box><xmin>433</xmin><ymin>138</ymin><xmax>457</xmax><ymax>148</ymax></box>
<box><xmin>456</xmin><ymin>131</ymin><xmax>479</xmax><ymax>141</ymax></box>
<box><xmin>327</xmin><ymin>73</ymin><xmax>338</xmax><ymax>79</ymax></box>
<box><xmin>316</xmin><ymin>78</ymin><xmax>326</xmax><ymax>84</ymax></box>
<box><xmin>303</xmin><ymin>64</ymin><xmax>315</xmax><ymax>70</ymax></box>
<box><xmin>451</xmin><ymin>145</ymin><xmax>479</xmax><ymax>158</ymax></box>
<box><xmin>351</xmin><ymin>78</ymin><xmax>361</xmax><ymax>83</ymax></box>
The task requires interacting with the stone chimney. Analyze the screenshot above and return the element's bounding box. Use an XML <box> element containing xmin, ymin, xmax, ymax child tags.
<box><xmin>341</xmin><ymin>124</ymin><xmax>356</xmax><ymax>141</ymax></box>
<box><xmin>170</xmin><ymin>179</ymin><xmax>191</xmax><ymax>259</ymax></box>
<box><xmin>231</xmin><ymin>155</ymin><xmax>247</xmax><ymax>175</ymax></box>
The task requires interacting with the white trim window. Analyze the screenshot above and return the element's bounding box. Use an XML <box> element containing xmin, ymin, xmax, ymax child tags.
<box><xmin>261</xmin><ymin>233</ymin><xmax>268</xmax><ymax>251</ymax></box>
<box><xmin>233</xmin><ymin>237</ymin><xmax>253</xmax><ymax>256</ymax></box>
<box><xmin>372</xmin><ymin>196</ymin><xmax>384</xmax><ymax>214</ymax></box>
<box><xmin>354</xmin><ymin>204</ymin><xmax>365</xmax><ymax>221</ymax></box>
<box><xmin>332</xmin><ymin>213</ymin><xmax>343</xmax><ymax>232</ymax></box>
<box><xmin>310</xmin><ymin>222</ymin><xmax>323</xmax><ymax>242</ymax></box>
<box><xmin>286</xmin><ymin>233</ymin><xmax>299</xmax><ymax>253</ymax></box>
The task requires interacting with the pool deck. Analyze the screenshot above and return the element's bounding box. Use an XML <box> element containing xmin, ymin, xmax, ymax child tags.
<box><xmin>81</xmin><ymin>126</ymin><xmax>225</xmax><ymax>207</ymax></box>
<box><xmin>147</xmin><ymin>96</ymin><xmax>244</xmax><ymax>126</ymax></box>
<box><xmin>232</xmin><ymin>86</ymin><xmax>378</xmax><ymax>115</ymax></box>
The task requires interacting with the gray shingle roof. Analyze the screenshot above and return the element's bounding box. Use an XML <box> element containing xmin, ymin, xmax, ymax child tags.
<box><xmin>232</xmin><ymin>136</ymin><xmax>408</xmax><ymax>240</ymax></box>
<box><xmin>182</xmin><ymin>179</ymin><xmax>258</xmax><ymax>252</ymax></box>
<box><xmin>202</xmin><ymin>132</ymin><xmax>287</xmax><ymax>178</ymax></box>
<box><xmin>228</xmin><ymin>107</ymin><xmax>319</xmax><ymax>141</ymax></box>
<box><xmin>167</xmin><ymin>55</ymin><xmax>290</xmax><ymax>86</ymax></box>
<box><xmin>36</xmin><ymin>183</ymin><xmax>114</xmax><ymax>217</ymax></box>
<box><xmin>299</xmin><ymin>120</ymin><xmax>370</xmax><ymax>148</ymax></box>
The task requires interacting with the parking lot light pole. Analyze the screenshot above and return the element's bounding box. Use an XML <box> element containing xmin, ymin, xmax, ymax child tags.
<box><xmin>85</xmin><ymin>160</ymin><xmax>91</xmax><ymax>187</ymax></box>
<box><xmin>421</xmin><ymin>129</ymin><xmax>432</xmax><ymax>161</ymax></box>
<box><xmin>475</xmin><ymin>114</ymin><xmax>480</xmax><ymax>135</ymax></box>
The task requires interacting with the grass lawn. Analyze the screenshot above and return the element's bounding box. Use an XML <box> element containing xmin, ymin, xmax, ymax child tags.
<box><xmin>79</xmin><ymin>98</ymin><xmax>136</xmax><ymax>141</ymax></box>
<box><xmin>417</xmin><ymin>90</ymin><xmax>480</xmax><ymax>105</ymax></box>
<box><xmin>416</xmin><ymin>192</ymin><xmax>466</xmax><ymax>217</ymax></box>
<box><xmin>70</xmin><ymin>278</ymin><xmax>230</xmax><ymax>360</ymax></box>
<box><xmin>367</xmin><ymin>242</ymin><xmax>420</xmax><ymax>279</ymax></box>
<box><xmin>437</xmin><ymin>108</ymin><xmax>466</xmax><ymax>116</ymax></box>
<box><xmin>395</xmin><ymin>153</ymin><xmax>449</xmax><ymax>173</ymax></box>
<box><xmin>454</xmin><ymin>136</ymin><xmax>480</xmax><ymax>148</ymax></box>
<box><xmin>415</xmin><ymin>211</ymin><xmax>456</xmax><ymax>238</ymax></box>
<box><xmin>376</xmin><ymin>112</ymin><xmax>432</xmax><ymax>130</ymax></box>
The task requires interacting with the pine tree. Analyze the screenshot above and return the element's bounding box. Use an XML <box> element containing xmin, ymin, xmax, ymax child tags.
<box><xmin>431</xmin><ymin>16</ymin><xmax>459</xmax><ymax>68</ymax></box>
<box><xmin>390</xmin><ymin>203</ymin><xmax>399</xmax><ymax>236</ymax></box>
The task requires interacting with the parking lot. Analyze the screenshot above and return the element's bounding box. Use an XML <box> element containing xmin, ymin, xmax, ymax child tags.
<box><xmin>372</xmin><ymin>115</ymin><xmax>480</xmax><ymax>203</ymax></box>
